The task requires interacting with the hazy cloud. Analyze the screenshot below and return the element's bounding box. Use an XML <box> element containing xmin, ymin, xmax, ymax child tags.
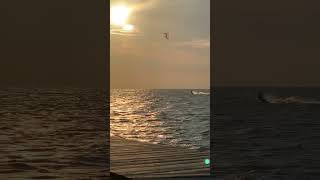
<box><xmin>175</xmin><ymin>38</ymin><xmax>210</xmax><ymax>49</ymax></box>
<box><xmin>111</xmin><ymin>0</ymin><xmax>210</xmax><ymax>89</ymax></box>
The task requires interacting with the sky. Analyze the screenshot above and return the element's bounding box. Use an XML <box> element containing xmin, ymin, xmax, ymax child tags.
<box><xmin>0</xmin><ymin>1</ymin><xmax>107</xmax><ymax>88</ymax></box>
<box><xmin>110</xmin><ymin>0</ymin><xmax>210</xmax><ymax>89</ymax></box>
<box><xmin>3</xmin><ymin>1</ymin><xmax>318</xmax><ymax>88</ymax></box>
<box><xmin>214</xmin><ymin>0</ymin><xmax>320</xmax><ymax>86</ymax></box>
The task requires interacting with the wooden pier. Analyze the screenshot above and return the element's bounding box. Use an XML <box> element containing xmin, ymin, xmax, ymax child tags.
<box><xmin>110</xmin><ymin>136</ymin><xmax>210</xmax><ymax>178</ymax></box>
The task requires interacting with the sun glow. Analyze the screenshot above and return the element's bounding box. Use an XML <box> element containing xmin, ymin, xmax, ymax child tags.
<box><xmin>110</xmin><ymin>5</ymin><xmax>135</xmax><ymax>33</ymax></box>
<box><xmin>111</xmin><ymin>5</ymin><xmax>131</xmax><ymax>26</ymax></box>
<box><xmin>122</xmin><ymin>24</ymin><xmax>134</xmax><ymax>31</ymax></box>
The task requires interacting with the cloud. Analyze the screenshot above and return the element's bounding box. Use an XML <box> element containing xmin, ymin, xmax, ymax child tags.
<box><xmin>110</xmin><ymin>31</ymin><xmax>140</xmax><ymax>37</ymax></box>
<box><xmin>174</xmin><ymin>38</ymin><xmax>210</xmax><ymax>49</ymax></box>
<box><xmin>110</xmin><ymin>25</ymin><xmax>141</xmax><ymax>37</ymax></box>
<box><xmin>132</xmin><ymin>0</ymin><xmax>158</xmax><ymax>11</ymax></box>
<box><xmin>110</xmin><ymin>0</ymin><xmax>157</xmax><ymax>11</ymax></box>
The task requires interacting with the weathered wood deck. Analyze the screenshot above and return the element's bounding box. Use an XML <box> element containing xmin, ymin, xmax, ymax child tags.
<box><xmin>110</xmin><ymin>136</ymin><xmax>210</xmax><ymax>178</ymax></box>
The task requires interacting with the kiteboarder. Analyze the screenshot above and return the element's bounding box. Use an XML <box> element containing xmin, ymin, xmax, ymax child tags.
<box><xmin>163</xmin><ymin>32</ymin><xmax>169</xmax><ymax>40</ymax></box>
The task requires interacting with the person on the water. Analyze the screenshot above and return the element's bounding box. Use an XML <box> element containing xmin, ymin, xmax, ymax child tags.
<box><xmin>258</xmin><ymin>92</ymin><xmax>268</xmax><ymax>103</ymax></box>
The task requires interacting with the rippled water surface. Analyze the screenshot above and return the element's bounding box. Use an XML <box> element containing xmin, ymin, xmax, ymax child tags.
<box><xmin>0</xmin><ymin>88</ymin><xmax>109</xmax><ymax>179</ymax></box>
<box><xmin>213</xmin><ymin>87</ymin><xmax>320</xmax><ymax>179</ymax></box>
<box><xmin>111</xmin><ymin>89</ymin><xmax>210</xmax><ymax>150</ymax></box>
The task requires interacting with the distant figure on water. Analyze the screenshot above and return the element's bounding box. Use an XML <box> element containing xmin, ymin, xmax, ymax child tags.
<box><xmin>258</xmin><ymin>92</ymin><xmax>268</xmax><ymax>103</ymax></box>
<box><xmin>163</xmin><ymin>32</ymin><xmax>169</xmax><ymax>40</ymax></box>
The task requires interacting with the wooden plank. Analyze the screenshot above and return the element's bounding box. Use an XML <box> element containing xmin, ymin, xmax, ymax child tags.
<box><xmin>110</xmin><ymin>136</ymin><xmax>210</xmax><ymax>178</ymax></box>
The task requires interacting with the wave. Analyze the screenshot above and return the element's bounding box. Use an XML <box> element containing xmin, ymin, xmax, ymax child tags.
<box><xmin>262</xmin><ymin>94</ymin><xmax>320</xmax><ymax>104</ymax></box>
<box><xmin>191</xmin><ymin>90</ymin><xmax>210</xmax><ymax>95</ymax></box>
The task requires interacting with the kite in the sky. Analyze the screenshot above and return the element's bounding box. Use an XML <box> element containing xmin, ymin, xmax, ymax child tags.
<box><xmin>163</xmin><ymin>32</ymin><xmax>169</xmax><ymax>40</ymax></box>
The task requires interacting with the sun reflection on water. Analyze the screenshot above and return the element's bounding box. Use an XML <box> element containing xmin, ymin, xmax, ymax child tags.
<box><xmin>110</xmin><ymin>89</ymin><xmax>210</xmax><ymax>149</ymax></box>
<box><xmin>111</xmin><ymin>89</ymin><xmax>169</xmax><ymax>143</ymax></box>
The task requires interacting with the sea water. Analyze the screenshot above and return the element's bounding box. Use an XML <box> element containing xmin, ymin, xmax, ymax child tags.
<box><xmin>213</xmin><ymin>87</ymin><xmax>320</xmax><ymax>179</ymax></box>
<box><xmin>111</xmin><ymin>89</ymin><xmax>210</xmax><ymax>150</ymax></box>
<box><xmin>0</xmin><ymin>88</ymin><xmax>108</xmax><ymax>179</ymax></box>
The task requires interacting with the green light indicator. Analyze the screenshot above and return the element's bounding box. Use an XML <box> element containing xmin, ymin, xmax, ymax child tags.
<box><xmin>204</xmin><ymin>159</ymin><xmax>210</xmax><ymax>166</ymax></box>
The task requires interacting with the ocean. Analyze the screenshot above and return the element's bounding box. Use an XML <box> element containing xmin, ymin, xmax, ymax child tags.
<box><xmin>0</xmin><ymin>88</ymin><xmax>109</xmax><ymax>179</ymax></box>
<box><xmin>213</xmin><ymin>87</ymin><xmax>320</xmax><ymax>179</ymax></box>
<box><xmin>0</xmin><ymin>88</ymin><xmax>210</xmax><ymax>179</ymax></box>
<box><xmin>4</xmin><ymin>87</ymin><xmax>319</xmax><ymax>179</ymax></box>
<box><xmin>111</xmin><ymin>89</ymin><xmax>210</xmax><ymax>150</ymax></box>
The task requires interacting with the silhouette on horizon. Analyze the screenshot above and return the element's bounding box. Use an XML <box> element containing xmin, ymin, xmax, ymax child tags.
<box><xmin>258</xmin><ymin>92</ymin><xmax>268</xmax><ymax>103</ymax></box>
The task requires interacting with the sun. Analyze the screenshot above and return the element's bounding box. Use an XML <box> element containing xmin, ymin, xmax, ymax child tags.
<box><xmin>111</xmin><ymin>5</ymin><xmax>131</xmax><ymax>26</ymax></box>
